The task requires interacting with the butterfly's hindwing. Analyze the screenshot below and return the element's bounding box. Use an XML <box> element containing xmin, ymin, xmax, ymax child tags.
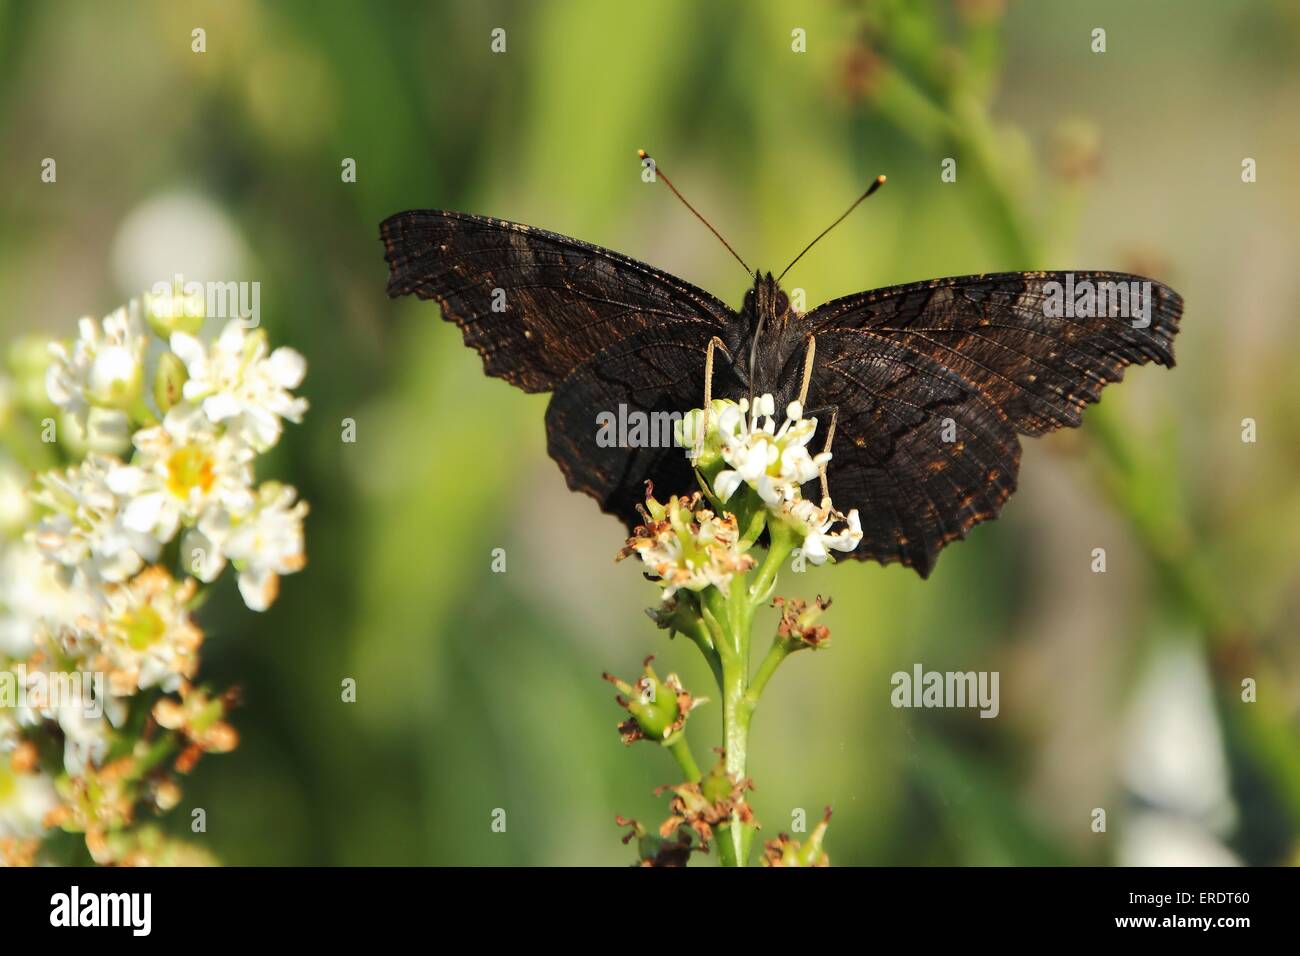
<box><xmin>545</xmin><ymin>324</ymin><xmax>717</xmax><ymax>527</ymax></box>
<box><xmin>807</xmin><ymin>331</ymin><xmax>1022</xmax><ymax>576</ymax></box>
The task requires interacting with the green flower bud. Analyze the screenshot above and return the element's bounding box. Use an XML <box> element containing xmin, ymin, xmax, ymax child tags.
<box><xmin>153</xmin><ymin>351</ymin><xmax>189</xmax><ymax>412</ymax></box>
<box><xmin>674</xmin><ymin>399</ymin><xmax>730</xmax><ymax>474</ymax></box>
<box><xmin>761</xmin><ymin>806</ymin><xmax>831</xmax><ymax>867</ymax></box>
<box><xmin>699</xmin><ymin>757</ymin><xmax>735</xmax><ymax>804</ymax></box>
<box><xmin>602</xmin><ymin>656</ymin><xmax>701</xmax><ymax>745</ymax></box>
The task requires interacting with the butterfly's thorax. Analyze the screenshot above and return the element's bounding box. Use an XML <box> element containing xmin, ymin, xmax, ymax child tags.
<box><xmin>724</xmin><ymin>271</ymin><xmax>809</xmax><ymax>407</ymax></box>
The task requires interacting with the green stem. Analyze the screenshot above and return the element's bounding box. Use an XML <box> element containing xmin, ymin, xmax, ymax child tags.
<box><xmin>749</xmin><ymin>520</ymin><xmax>797</xmax><ymax>607</ymax></box>
<box><xmin>746</xmin><ymin>639</ymin><xmax>792</xmax><ymax>708</ymax></box>
<box><xmin>131</xmin><ymin>734</ymin><xmax>178</xmax><ymax>779</ymax></box>
<box><xmin>667</xmin><ymin>736</ymin><xmax>702</xmax><ymax>784</ymax></box>
<box><xmin>685</xmin><ymin>618</ymin><xmax>724</xmax><ymax>690</ymax></box>
<box><xmin>716</xmin><ymin>572</ymin><xmax>757</xmax><ymax>866</ymax></box>
<box><xmin>719</xmin><ymin>650</ymin><xmax>751</xmax><ymax>866</ymax></box>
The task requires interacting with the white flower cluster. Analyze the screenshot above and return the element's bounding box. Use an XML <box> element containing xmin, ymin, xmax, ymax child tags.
<box><xmin>619</xmin><ymin>491</ymin><xmax>756</xmax><ymax>600</ymax></box>
<box><xmin>38</xmin><ymin>308</ymin><xmax>308</xmax><ymax>610</ymax></box>
<box><xmin>0</xmin><ymin>299</ymin><xmax>309</xmax><ymax>855</ymax></box>
<box><xmin>681</xmin><ymin>395</ymin><xmax>862</xmax><ymax>565</ymax></box>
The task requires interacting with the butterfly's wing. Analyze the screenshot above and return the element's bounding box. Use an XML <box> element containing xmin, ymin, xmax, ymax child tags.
<box><xmin>382</xmin><ymin>210</ymin><xmax>732</xmax><ymax>522</ymax></box>
<box><xmin>381</xmin><ymin>211</ymin><xmax>732</xmax><ymax>391</ymax></box>
<box><xmin>545</xmin><ymin>324</ymin><xmax>719</xmax><ymax>527</ymax></box>
<box><xmin>804</xmin><ymin>271</ymin><xmax>1182</xmax><ymax>577</ymax></box>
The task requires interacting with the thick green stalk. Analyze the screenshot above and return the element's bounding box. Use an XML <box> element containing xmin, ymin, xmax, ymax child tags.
<box><xmin>702</xmin><ymin>573</ymin><xmax>753</xmax><ymax>865</ymax></box>
<box><xmin>719</xmin><ymin>651</ymin><xmax>750</xmax><ymax>865</ymax></box>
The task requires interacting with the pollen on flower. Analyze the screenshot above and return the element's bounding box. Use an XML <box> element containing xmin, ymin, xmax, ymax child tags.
<box><xmin>94</xmin><ymin>566</ymin><xmax>202</xmax><ymax>695</ymax></box>
<box><xmin>617</xmin><ymin>484</ymin><xmax>755</xmax><ymax>599</ymax></box>
<box><xmin>165</xmin><ymin>445</ymin><xmax>217</xmax><ymax>498</ymax></box>
<box><xmin>773</xmin><ymin>594</ymin><xmax>833</xmax><ymax>649</ymax></box>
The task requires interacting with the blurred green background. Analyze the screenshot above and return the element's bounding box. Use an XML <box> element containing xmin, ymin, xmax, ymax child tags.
<box><xmin>2</xmin><ymin>0</ymin><xmax>1298</xmax><ymax>865</ymax></box>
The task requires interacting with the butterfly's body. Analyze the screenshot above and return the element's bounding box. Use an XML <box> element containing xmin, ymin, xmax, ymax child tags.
<box><xmin>382</xmin><ymin>208</ymin><xmax>1182</xmax><ymax>577</ymax></box>
<box><xmin>714</xmin><ymin>271</ymin><xmax>808</xmax><ymax>410</ymax></box>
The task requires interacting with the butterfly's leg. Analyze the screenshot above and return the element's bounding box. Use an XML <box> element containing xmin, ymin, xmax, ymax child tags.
<box><xmin>695</xmin><ymin>336</ymin><xmax>729</xmax><ymax>462</ymax></box>
<box><xmin>800</xmin><ymin>403</ymin><xmax>842</xmax><ymax>504</ymax></box>
<box><xmin>817</xmin><ymin>404</ymin><xmax>838</xmax><ymax>503</ymax></box>
<box><xmin>797</xmin><ymin>335</ymin><xmax>817</xmax><ymax>409</ymax></box>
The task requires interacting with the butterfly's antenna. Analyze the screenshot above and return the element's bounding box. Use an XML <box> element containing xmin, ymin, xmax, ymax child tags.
<box><xmin>776</xmin><ymin>174</ymin><xmax>887</xmax><ymax>283</ymax></box>
<box><xmin>638</xmin><ymin>149</ymin><xmax>752</xmax><ymax>276</ymax></box>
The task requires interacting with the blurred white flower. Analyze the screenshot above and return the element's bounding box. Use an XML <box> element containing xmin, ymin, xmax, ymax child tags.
<box><xmin>111</xmin><ymin>192</ymin><xmax>247</xmax><ymax>299</ymax></box>
<box><xmin>1118</xmin><ymin>640</ymin><xmax>1239</xmax><ymax>866</ymax></box>
<box><xmin>211</xmin><ymin>482</ymin><xmax>308</xmax><ymax>612</ymax></box>
<box><xmin>9</xmin><ymin>654</ymin><xmax>123</xmax><ymax>777</ymax></box>
<box><xmin>0</xmin><ymin>541</ymin><xmax>96</xmax><ymax>658</ymax></box>
<box><xmin>0</xmin><ymin>763</ymin><xmax>58</xmax><ymax>840</ymax></box>
<box><xmin>30</xmin><ymin>455</ymin><xmax>161</xmax><ymax>585</ymax></box>
<box><xmin>45</xmin><ymin>303</ymin><xmax>148</xmax><ymax>430</ymax></box>
<box><xmin>51</xmin><ymin>702</ymin><xmax>115</xmax><ymax>778</ymax></box>
<box><xmin>113</xmin><ymin>403</ymin><xmax>255</xmax><ymax>542</ymax></box>
<box><xmin>171</xmin><ymin>321</ymin><xmax>307</xmax><ymax>452</ymax></box>
<box><xmin>93</xmin><ymin>567</ymin><xmax>201</xmax><ymax>695</ymax></box>
<box><xmin>0</xmin><ymin>457</ymin><xmax>32</xmax><ymax>536</ymax></box>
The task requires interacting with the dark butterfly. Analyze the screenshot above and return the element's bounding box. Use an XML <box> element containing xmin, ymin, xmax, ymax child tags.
<box><xmin>381</xmin><ymin>157</ymin><xmax>1181</xmax><ymax>577</ymax></box>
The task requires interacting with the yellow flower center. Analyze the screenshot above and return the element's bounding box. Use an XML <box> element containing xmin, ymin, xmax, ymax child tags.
<box><xmin>118</xmin><ymin>604</ymin><xmax>167</xmax><ymax>651</ymax></box>
<box><xmin>166</xmin><ymin>445</ymin><xmax>215</xmax><ymax>498</ymax></box>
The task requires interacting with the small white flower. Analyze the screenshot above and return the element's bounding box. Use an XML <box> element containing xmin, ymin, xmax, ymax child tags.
<box><xmin>171</xmin><ymin>321</ymin><xmax>307</xmax><ymax>452</ymax></box>
<box><xmin>180</xmin><ymin>525</ymin><xmax>225</xmax><ymax>582</ymax></box>
<box><xmin>781</xmin><ymin>498</ymin><xmax>863</xmax><ymax>565</ymax></box>
<box><xmin>45</xmin><ymin>303</ymin><xmax>148</xmax><ymax>428</ymax></box>
<box><xmin>210</xmin><ymin>482</ymin><xmax>308</xmax><ymax>612</ymax></box>
<box><xmin>53</xmin><ymin>700</ymin><xmax>117</xmax><ymax>777</ymax></box>
<box><xmin>712</xmin><ymin>394</ymin><xmax>830</xmax><ymax>507</ymax></box>
<box><xmin>112</xmin><ymin>403</ymin><xmax>255</xmax><ymax>542</ymax></box>
<box><xmin>30</xmin><ymin>455</ymin><xmax>162</xmax><ymax>585</ymax></box>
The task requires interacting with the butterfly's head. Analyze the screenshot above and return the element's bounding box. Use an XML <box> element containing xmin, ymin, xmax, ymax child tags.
<box><xmin>743</xmin><ymin>271</ymin><xmax>792</xmax><ymax>328</ymax></box>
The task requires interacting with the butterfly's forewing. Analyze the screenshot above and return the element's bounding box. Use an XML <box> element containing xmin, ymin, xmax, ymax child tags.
<box><xmin>381</xmin><ymin>211</ymin><xmax>732</xmax><ymax>392</ymax></box>
<box><xmin>804</xmin><ymin>271</ymin><xmax>1182</xmax><ymax>576</ymax></box>
<box><xmin>546</xmin><ymin>324</ymin><xmax>720</xmax><ymax>526</ymax></box>
<box><xmin>382</xmin><ymin>210</ymin><xmax>732</xmax><ymax>519</ymax></box>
